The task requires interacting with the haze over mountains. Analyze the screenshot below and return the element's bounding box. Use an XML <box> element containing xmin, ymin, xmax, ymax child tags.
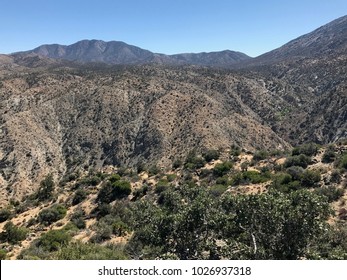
<box><xmin>0</xmin><ymin>15</ymin><xmax>346</xmax><ymax>201</ymax></box>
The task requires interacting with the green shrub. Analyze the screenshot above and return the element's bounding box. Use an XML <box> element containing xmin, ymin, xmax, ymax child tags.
<box><xmin>148</xmin><ymin>165</ymin><xmax>161</xmax><ymax>176</ymax></box>
<box><xmin>109</xmin><ymin>174</ymin><xmax>121</xmax><ymax>183</ymax></box>
<box><xmin>55</xmin><ymin>242</ymin><xmax>128</xmax><ymax>260</ymax></box>
<box><xmin>72</xmin><ymin>189</ymin><xmax>87</xmax><ymax>205</ymax></box>
<box><xmin>37</xmin><ymin>229</ymin><xmax>72</xmax><ymax>251</ymax></box>
<box><xmin>203</xmin><ymin>149</ymin><xmax>220</xmax><ymax>162</ymax></box>
<box><xmin>253</xmin><ymin>150</ymin><xmax>269</xmax><ymax>161</ymax></box>
<box><xmin>213</xmin><ymin>161</ymin><xmax>233</xmax><ymax>177</ymax></box>
<box><xmin>0</xmin><ymin>249</ymin><xmax>7</xmax><ymax>260</ymax></box>
<box><xmin>231</xmin><ymin>170</ymin><xmax>271</xmax><ymax>186</ymax></box>
<box><xmin>314</xmin><ymin>187</ymin><xmax>344</xmax><ymax>203</ymax></box>
<box><xmin>330</xmin><ymin>170</ymin><xmax>341</xmax><ymax>183</ymax></box>
<box><xmin>91</xmin><ymin>221</ymin><xmax>112</xmax><ymax>243</ymax></box>
<box><xmin>38</xmin><ymin>204</ymin><xmax>67</xmax><ymax>226</ymax></box>
<box><xmin>93</xmin><ymin>203</ymin><xmax>112</xmax><ymax>219</ymax></box>
<box><xmin>337</xmin><ymin>154</ymin><xmax>347</xmax><ymax>169</ymax></box>
<box><xmin>301</xmin><ymin>170</ymin><xmax>321</xmax><ymax>187</ymax></box>
<box><xmin>230</xmin><ymin>145</ymin><xmax>241</xmax><ymax>157</ymax></box>
<box><xmin>112</xmin><ymin>221</ymin><xmax>130</xmax><ymax>236</ymax></box>
<box><xmin>0</xmin><ymin>222</ymin><xmax>28</xmax><ymax>244</ymax></box>
<box><xmin>97</xmin><ymin>180</ymin><xmax>131</xmax><ymax>203</ymax></box>
<box><xmin>292</xmin><ymin>143</ymin><xmax>319</xmax><ymax>157</ymax></box>
<box><xmin>166</xmin><ymin>174</ymin><xmax>177</xmax><ymax>182</ymax></box>
<box><xmin>71</xmin><ymin>208</ymin><xmax>86</xmax><ymax>229</ymax></box>
<box><xmin>185</xmin><ymin>150</ymin><xmax>206</xmax><ymax>170</ymax></box>
<box><xmin>36</xmin><ymin>174</ymin><xmax>55</xmax><ymax>201</ymax></box>
<box><xmin>242</xmin><ymin>170</ymin><xmax>271</xmax><ymax>184</ymax></box>
<box><xmin>286</xmin><ymin>166</ymin><xmax>305</xmax><ymax>181</ymax></box>
<box><xmin>209</xmin><ymin>184</ymin><xmax>228</xmax><ymax>197</ymax></box>
<box><xmin>284</xmin><ymin>154</ymin><xmax>311</xmax><ymax>169</ymax></box>
<box><xmin>322</xmin><ymin>146</ymin><xmax>336</xmax><ymax>163</ymax></box>
<box><xmin>155</xmin><ymin>179</ymin><xmax>169</xmax><ymax>194</ymax></box>
<box><xmin>215</xmin><ymin>175</ymin><xmax>230</xmax><ymax>186</ymax></box>
<box><xmin>0</xmin><ymin>208</ymin><xmax>12</xmax><ymax>223</ymax></box>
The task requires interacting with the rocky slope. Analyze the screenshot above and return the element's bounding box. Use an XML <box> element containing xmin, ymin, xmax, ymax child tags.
<box><xmin>0</xmin><ymin>64</ymin><xmax>290</xmax><ymax>201</ymax></box>
<box><xmin>0</xmin><ymin>15</ymin><xmax>346</xmax><ymax>203</ymax></box>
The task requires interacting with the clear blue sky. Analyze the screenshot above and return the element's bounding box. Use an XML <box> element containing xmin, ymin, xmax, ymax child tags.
<box><xmin>1</xmin><ymin>0</ymin><xmax>347</xmax><ymax>57</ymax></box>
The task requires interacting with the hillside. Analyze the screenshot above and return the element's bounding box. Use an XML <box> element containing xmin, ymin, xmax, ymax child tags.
<box><xmin>0</xmin><ymin>143</ymin><xmax>346</xmax><ymax>260</ymax></box>
<box><xmin>0</xmin><ymin>64</ymin><xmax>290</xmax><ymax>202</ymax></box>
<box><xmin>0</xmin><ymin>15</ymin><xmax>347</xmax><ymax>260</ymax></box>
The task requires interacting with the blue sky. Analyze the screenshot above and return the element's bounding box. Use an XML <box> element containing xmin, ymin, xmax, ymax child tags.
<box><xmin>1</xmin><ymin>0</ymin><xmax>347</xmax><ymax>57</ymax></box>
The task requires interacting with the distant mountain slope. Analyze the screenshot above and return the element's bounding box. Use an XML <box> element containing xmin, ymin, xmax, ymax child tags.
<box><xmin>235</xmin><ymin>15</ymin><xmax>347</xmax><ymax>144</ymax></box>
<box><xmin>170</xmin><ymin>50</ymin><xmax>250</xmax><ymax>67</ymax></box>
<box><xmin>11</xmin><ymin>40</ymin><xmax>250</xmax><ymax>67</ymax></box>
<box><xmin>15</xmin><ymin>40</ymin><xmax>158</xmax><ymax>64</ymax></box>
<box><xmin>246</xmin><ymin>15</ymin><xmax>347</xmax><ymax>65</ymax></box>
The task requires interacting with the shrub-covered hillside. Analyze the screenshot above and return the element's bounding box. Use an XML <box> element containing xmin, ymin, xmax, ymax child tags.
<box><xmin>0</xmin><ymin>142</ymin><xmax>346</xmax><ymax>260</ymax></box>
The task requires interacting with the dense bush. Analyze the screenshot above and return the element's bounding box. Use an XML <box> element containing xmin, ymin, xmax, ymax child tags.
<box><xmin>155</xmin><ymin>179</ymin><xmax>169</xmax><ymax>194</ymax></box>
<box><xmin>322</xmin><ymin>146</ymin><xmax>336</xmax><ymax>163</ymax></box>
<box><xmin>253</xmin><ymin>150</ymin><xmax>269</xmax><ymax>161</ymax></box>
<box><xmin>72</xmin><ymin>189</ymin><xmax>87</xmax><ymax>205</ymax></box>
<box><xmin>70</xmin><ymin>208</ymin><xmax>86</xmax><ymax>229</ymax></box>
<box><xmin>0</xmin><ymin>208</ymin><xmax>12</xmax><ymax>222</ymax></box>
<box><xmin>231</xmin><ymin>170</ymin><xmax>271</xmax><ymax>186</ymax></box>
<box><xmin>314</xmin><ymin>186</ymin><xmax>344</xmax><ymax>203</ymax></box>
<box><xmin>38</xmin><ymin>204</ymin><xmax>67</xmax><ymax>226</ymax></box>
<box><xmin>185</xmin><ymin>150</ymin><xmax>206</xmax><ymax>170</ymax></box>
<box><xmin>0</xmin><ymin>221</ymin><xmax>28</xmax><ymax>244</ymax></box>
<box><xmin>37</xmin><ymin>229</ymin><xmax>72</xmax><ymax>251</ymax></box>
<box><xmin>337</xmin><ymin>153</ymin><xmax>347</xmax><ymax>169</ymax></box>
<box><xmin>109</xmin><ymin>174</ymin><xmax>121</xmax><ymax>183</ymax></box>
<box><xmin>209</xmin><ymin>184</ymin><xmax>228</xmax><ymax>197</ymax></box>
<box><xmin>300</xmin><ymin>169</ymin><xmax>321</xmax><ymax>187</ymax></box>
<box><xmin>213</xmin><ymin>161</ymin><xmax>233</xmax><ymax>177</ymax></box>
<box><xmin>36</xmin><ymin>174</ymin><xmax>55</xmax><ymax>201</ymax></box>
<box><xmin>97</xmin><ymin>180</ymin><xmax>131</xmax><ymax>204</ymax></box>
<box><xmin>230</xmin><ymin>145</ymin><xmax>241</xmax><ymax>157</ymax></box>
<box><xmin>284</xmin><ymin>154</ymin><xmax>311</xmax><ymax>169</ymax></box>
<box><xmin>292</xmin><ymin>143</ymin><xmax>319</xmax><ymax>157</ymax></box>
<box><xmin>128</xmin><ymin>185</ymin><xmax>331</xmax><ymax>260</ymax></box>
<box><xmin>203</xmin><ymin>149</ymin><xmax>220</xmax><ymax>162</ymax></box>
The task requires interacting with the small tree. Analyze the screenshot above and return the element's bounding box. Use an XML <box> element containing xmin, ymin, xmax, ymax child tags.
<box><xmin>36</xmin><ymin>174</ymin><xmax>55</xmax><ymax>201</ymax></box>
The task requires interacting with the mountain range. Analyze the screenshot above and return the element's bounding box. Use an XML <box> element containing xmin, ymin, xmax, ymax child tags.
<box><xmin>0</xmin><ymin>15</ymin><xmax>346</xmax><ymax>202</ymax></box>
<box><xmin>11</xmin><ymin>40</ymin><xmax>250</xmax><ymax>67</ymax></box>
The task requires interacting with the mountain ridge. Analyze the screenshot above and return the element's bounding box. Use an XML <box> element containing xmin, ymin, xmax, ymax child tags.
<box><xmin>11</xmin><ymin>39</ymin><xmax>251</xmax><ymax>67</ymax></box>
